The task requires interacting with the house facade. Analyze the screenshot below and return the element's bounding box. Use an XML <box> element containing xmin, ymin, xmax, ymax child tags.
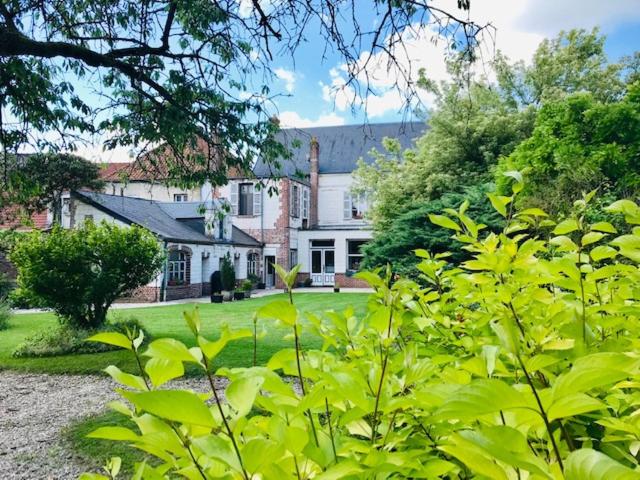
<box><xmin>2</xmin><ymin>121</ymin><xmax>425</xmax><ymax>300</ymax></box>
<box><xmin>68</xmin><ymin>191</ymin><xmax>261</xmax><ymax>301</ymax></box>
<box><xmin>218</xmin><ymin>122</ymin><xmax>425</xmax><ymax>288</ymax></box>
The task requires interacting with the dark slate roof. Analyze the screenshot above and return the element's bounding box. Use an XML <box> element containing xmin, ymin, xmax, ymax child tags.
<box><xmin>232</xmin><ymin>226</ymin><xmax>261</xmax><ymax>247</ymax></box>
<box><xmin>251</xmin><ymin>121</ymin><xmax>426</xmax><ymax>178</ymax></box>
<box><xmin>74</xmin><ymin>191</ymin><xmax>216</xmax><ymax>244</ymax></box>
<box><xmin>74</xmin><ymin>191</ymin><xmax>262</xmax><ymax>247</ymax></box>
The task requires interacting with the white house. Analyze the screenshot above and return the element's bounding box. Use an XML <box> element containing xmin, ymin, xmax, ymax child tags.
<box><xmin>69</xmin><ymin>191</ymin><xmax>261</xmax><ymax>301</ymax></box>
<box><xmin>218</xmin><ymin>121</ymin><xmax>425</xmax><ymax>288</ymax></box>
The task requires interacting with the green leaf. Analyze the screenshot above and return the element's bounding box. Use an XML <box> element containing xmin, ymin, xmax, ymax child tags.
<box><xmin>565</xmin><ymin>449</ymin><xmax>640</xmax><ymax>480</ymax></box>
<box><xmin>548</xmin><ymin>393</ymin><xmax>605</xmax><ymax>421</ymax></box>
<box><xmin>519</xmin><ymin>208</ymin><xmax>548</xmax><ymax>217</ymax></box>
<box><xmin>257</xmin><ymin>300</ymin><xmax>297</xmax><ymax>326</ymax></box>
<box><xmin>88</xmin><ymin>426</ymin><xmax>139</xmax><ymax>442</ymax></box>
<box><xmin>144</xmin><ymin>358</ymin><xmax>184</xmax><ymax>387</ymax></box>
<box><xmin>144</xmin><ymin>338</ymin><xmax>200</xmax><ymax>363</ymax></box>
<box><xmin>183</xmin><ymin>308</ymin><xmax>201</xmax><ymax>335</ymax></box>
<box><xmin>582</xmin><ymin>232</ymin><xmax>606</xmax><ymax>246</ymax></box>
<box><xmin>434</xmin><ymin>379</ymin><xmax>529</xmax><ymax>420</ymax></box>
<box><xmin>241</xmin><ymin>438</ymin><xmax>284</xmax><ymax>474</ymax></box>
<box><xmin>591</xmin><ymin>221</ymin><xmax>617</xmax><ymax>233</ymax></box>
<box><xmin>429</xmin><ymin>214</ymin><xmax>461</xmax><ymax>231</ymax></box>
<box><xmin>590</xmin><ymin>245</ymin><xmax>618</xmax><ymax>262</ymax></box>
<box><xmin>314</xmin><ymin>461</ymin><xmax>364</xmax><ymax>480</ymax></box>
<box><xmin>86</xmin><ymin>332</ymin><xmax>132</xmax><ymax>350</ymax></box>
<box><xmin>104</xmin><ymin>366</ymin><xmax>148</xmax><ymax>391</ymax></box>
<box><xmin>487</xmin><ymin>193</ymin><xmax>510</xmax><ymax>217</ymax></box>
<box><xmin>553</xmin><ymin>218</ymin><xmax>580</xmax><ymax>235</ymax></box>
<box><xmin>122</xmin><ymin>390</ymin><xmax>215</xmax><ymax>427</ymax></box>
<box><xmin>198</xmin><ymin>324</ymin><xmax>252</xmax><ymax>361</ymax></box>
<box><xmin>226</xmin><ymin>376</ymin><xmax>264</xmax><ymax>417</ymax></box>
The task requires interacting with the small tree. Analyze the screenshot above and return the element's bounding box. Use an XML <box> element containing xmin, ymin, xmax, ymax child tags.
<box><xmin>220</xmin><ymin>253</ymin><xmax>236</xmax><ymax>292</ymax></box>
<box><xmin>10</xmin><ymin>221</ymin><xmax>164</xmax><ymax>328</ymax></box>
<box><xmin>2</xmin><ymin>153</ymin><xmax>105</xmax><ymax>225</ymax></box>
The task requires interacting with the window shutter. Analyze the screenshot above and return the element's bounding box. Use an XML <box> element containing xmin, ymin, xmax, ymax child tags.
<box><xmin>230</xmin><ymin>183</ymin><xmax>238</xmax><ymax>215</ymax></box>
<box><xmin>343</xmin><ymin>192</ymin><xmax>352</xmax><ymax>220</ymax></box>
<box><xmin>253</xmin><ymin>184</ymin><xmax>262</xmax><ymax>215</ymax></box>
<box><xmin>303</xmin><ymin>188</ymin><xmax>309</xmax><ymax>219</ymax></box>
<box><xmin>290</xmin><ymin>184</ymin><xmax>294</xmax><ymax>217</ymax></box>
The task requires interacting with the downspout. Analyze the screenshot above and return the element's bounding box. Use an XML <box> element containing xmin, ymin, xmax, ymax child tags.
<box><xmin>160</xmin><ymin>240</ymin><xmax>169</xmax><ymax>302</ymax></box>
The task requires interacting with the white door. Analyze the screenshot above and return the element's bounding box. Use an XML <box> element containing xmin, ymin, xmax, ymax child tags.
<box><xmin>310</xmin><ymin>248</ymin><xmax>335</xmax><ymax>286</ymax></box>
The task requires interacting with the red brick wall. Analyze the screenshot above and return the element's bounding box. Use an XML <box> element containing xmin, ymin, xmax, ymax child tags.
<box><xmin>334</xmin><ymin>274</ymin><xmax>370</xmax><ymax>288</ymax></box>
<box><xmin>242</xmin><ymin>178</ymin><xmax>292</xmax><ymax>288</ymax></box>
<box><xmin>117</xmin><ymin>282</ymin><xmax>205</xmax><ymax>303</ymax></box>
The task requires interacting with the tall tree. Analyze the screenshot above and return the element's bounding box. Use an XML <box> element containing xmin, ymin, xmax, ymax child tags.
<box><xmin>0</xmin><ymin>0</ymin><xmax>489</xmax><ymax>188</ymax></box>
<box><xmin>496</xmin><ymin>82</ymin><xmax>640</xmax><ymax>214</ymax></box>
<box><xmin>1</xmin><ymin>153</ymin><xmax>104</xmax><ymax>224</ymax></box>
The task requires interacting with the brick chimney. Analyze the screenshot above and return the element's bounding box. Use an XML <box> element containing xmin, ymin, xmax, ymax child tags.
<box><xmin>309</xmin><ymin>136</ymin><xmax>319</xmax><ymax>227</ymax></box>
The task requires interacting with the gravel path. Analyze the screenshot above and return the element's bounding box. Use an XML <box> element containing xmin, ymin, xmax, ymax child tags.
<box><xmin>0</xmin><ymin>371</ymin><xmax>227</xmax><ymax>479</ymax></box>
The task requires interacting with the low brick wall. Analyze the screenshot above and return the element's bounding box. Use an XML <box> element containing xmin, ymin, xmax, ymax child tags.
<box><xmin>165</xmin><ymin>283</ymin><xmax>203</xmax><ymax>301</ymax></box>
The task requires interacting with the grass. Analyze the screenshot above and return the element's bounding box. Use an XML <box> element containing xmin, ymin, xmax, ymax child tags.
<box><xmin>0</xmin><ymin>293</ymin><xmax>369</xmax><ymax>375</ymax></box>
<box><xmin>63</xmin><ymin>411</ymin><xmax>146</xmax><ymax>474</ymax></box>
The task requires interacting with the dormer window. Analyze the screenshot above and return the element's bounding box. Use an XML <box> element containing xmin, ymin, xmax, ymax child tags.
<box><xmin>174</xmin><ymin>193</ymin><xmax>188</xmax><ymax>202</ymax></box>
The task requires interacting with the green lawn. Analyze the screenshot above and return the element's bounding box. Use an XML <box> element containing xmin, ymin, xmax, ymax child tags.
<box><xmin>0</xmin><ymin>293</ymin><xmax>369</xmax><ymax>375</ymax></box>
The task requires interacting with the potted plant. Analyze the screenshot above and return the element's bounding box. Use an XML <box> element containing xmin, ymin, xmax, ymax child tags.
<box><xmin>333</xmin><ymin>279</ymin><xmax>340</xmax><ymax>293</ymax></box>
<box><xmin>240</xmin><ymin>279</ymin><xmax>253</xmax><ymax>298</ymax></box>
<box><xmin>211</xmin><ymin>292</ymin><xmax>223</xmax><ymax>303</ymax></box>
<box><xmin>233</xmin><ymin>290</ymin><xmax>245</xmax><ymax>301</ymax></box>
<box><xmin>303</xmin><ymin>277</ymin><xmax>313</xmax><ymax>288</ymax></box>
<box><xmin>220</xmin><ymin>253</ymin><xmax>236</xmax><ymax>301</ymax></box>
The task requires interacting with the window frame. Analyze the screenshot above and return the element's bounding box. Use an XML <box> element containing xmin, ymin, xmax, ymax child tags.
<box><xmin>238</xmin><ymin>182</ymin><xmax>254</xmax><ymax>216</ymax></box>
<box><xmin>346</xmin><ymin>239</ymin><xmax>367</xmax><ymax>272</ymax></box>
<box><xmin>174</xmin><ymin>193</ymin><xmax>188</xmax><ymax>202</ymax></box>
<box><xmin>168</xmin><ymin>250</ymin><xmax>188</xmax><ymax>285</ymax></box>
<box><xmin>291</xmin><ymin>184</ymin><xmax>300</xmax><ymax>218</ymax></box>
<box><xmin>247</xmin><ymin>252</ymin><xmax>259</xmax><ymax>277</ymax></box>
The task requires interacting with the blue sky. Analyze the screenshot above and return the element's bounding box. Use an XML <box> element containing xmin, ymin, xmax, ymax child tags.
<box><xmin>259</xmin><ymin>0</ymin><xmax>640</xmax><ymax>128</ymax></box>
<box><xmin>78</xmin><ymin>0</ymin><xmax>640</xmax><ymax>161</ymax></box>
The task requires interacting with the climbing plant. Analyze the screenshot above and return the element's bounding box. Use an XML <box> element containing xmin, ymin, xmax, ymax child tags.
<box><xmin>84</xmin><ymin>176</ymin><xmax>640</xmax><ymax>479</ymax></box>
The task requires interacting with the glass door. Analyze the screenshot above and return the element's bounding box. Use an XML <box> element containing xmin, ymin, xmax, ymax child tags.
<box><xmin>310</xmin><ymin>248</ymin><xmax>335</xmax><ymax>286</ymax></box>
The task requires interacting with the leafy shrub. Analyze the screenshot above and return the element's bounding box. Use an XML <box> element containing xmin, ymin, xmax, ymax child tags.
<box><xmin>239</xmin><ymin>279</ymin><xmax>253</xmax><ymax>292</ymax></box>
<box><xmin>0</xmin><ymin>301</ymin><xmax>11</xmax><ymax>331</ymax></box>
<box><xmin>10</xmin><ymin>221</ymin><xmax>165</xmax><ymax>329</ymax></box>
<box><xmin>0</xmin><ymin>272</ymin><xmax>13</xmax><ymax>301</ymax></box>
<box><xmin>220</xmin><ymin>252</ymin><xmax>236</xmax><ymax>291</ymax></box>
<box><xmin>362</xmin><ymin>184</ymin><xmax>504</xmax><ymax>277</ymax></box>
<box><xmin>86</xmin><ymin>182</ymin><xmax>640</xmax><ymax>479</ymax></box>
<box><xmin>13</xmin><ymin>316</ymin><xmax>148</xmax><ymax>358</ymax></box>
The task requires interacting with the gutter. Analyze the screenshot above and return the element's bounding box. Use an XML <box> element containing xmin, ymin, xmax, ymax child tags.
<box><xmin>160</xmin><ymin>240</ymin><xmax>169</xmax><ymax>302</ymax></box>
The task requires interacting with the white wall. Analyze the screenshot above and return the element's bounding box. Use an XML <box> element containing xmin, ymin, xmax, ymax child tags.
<box><xmin>105</xmin><ymin>182</ymin><xmax>202</xmax><ymax>202</ymax></box>
<box><xmin>298</xmin><ymin>228</ymin><xmax>372</xmax><ymax>274</ymax></box>
<box><xmin>317</xmin><ymin>173</ymin><xmax>368</xmax><ymax>227</ymax></box>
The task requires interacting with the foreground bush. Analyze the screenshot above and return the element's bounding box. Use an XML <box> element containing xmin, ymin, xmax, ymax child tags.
<box><xmin>10</xmin><ymin>221</ymin><xmax>165</xmax><ymax>329</ymax></box>
<box><xmin>85</xmin><ymin>184</ymin><xmax>640</xmax><ymax>479</ymax></box>
<box><xmin>0</xmin><ymin>301</ymin><xmax>10</xmax><ymax>331</ymax></box>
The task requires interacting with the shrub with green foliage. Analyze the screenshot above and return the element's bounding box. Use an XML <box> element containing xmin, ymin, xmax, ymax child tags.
<box><xmin>85</xmin><ymin>181</ymin><xmax>640</xmax><ymax>479</ymax></box>
<box><xmin>13</xmin><ymin>316</ymin><xmax>148</xmax><ymax>358</ymax></box>
<box><xmin>496</xmin><ymin>82</ymin><xmax>640</xmax><ymax>214</ymax></box>
<box><xmin>0</xmin><ymin>301</ymin><xmax>11</xmax><ymax>331</ymax></box>
<box><xmin>220</xmin><ymin>253</ymin><xmax>236</xmax><ymax>291</ymax></box>
<box><xmin>362</xmin><ymin>184</ymin><xmax>504</xmax><ymax>276</ymax></box>
<box><xmin>10</xmin><ymin>221</ymin><xmax>165</xmax><ymax>329</ymax></box>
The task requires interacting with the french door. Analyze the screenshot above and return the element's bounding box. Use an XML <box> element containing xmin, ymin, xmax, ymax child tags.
<box><xmin>310</xmin><ymin>248</ymin><xmax>335</xmax><ymax>286</ymax></box>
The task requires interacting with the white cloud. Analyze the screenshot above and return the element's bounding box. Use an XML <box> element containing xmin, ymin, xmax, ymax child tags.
<box><xmin>278</xmin><ymin>111</ymin><xmax>346</xmax><ymax>128</ymax></box>
<box><xmin>320</xmin><ymin>0</ymin><xmax>640</xmax><ymax>117</ymax></box>
<box><xmin>274</xmin><ymin>68</ymin><xmax>297</xmax><ymax>93</ymax></box>
<box><xmin>74</xmin><ymin>142</ymin><xmax>135</xmax><ymax>164</ymax></box>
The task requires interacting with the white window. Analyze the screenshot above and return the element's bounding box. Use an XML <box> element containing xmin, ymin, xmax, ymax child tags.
<box><xmin>302</xmin><ymin>188</ymin><xmax>309</xmax><ymax>219</ymax></box>
<box><xmin>168</xmin><ymin>250</ymin><xmax>188</xmax><ymax>284</ymax></box>
<box><xmin>347</xmin><ymin>240</ymin><xmax>367</xmax><ymax>271</ymax></box>
<box><xmin>247</xmin><ymin>252</ymin><xmax>259</xmax><ymax>276</ymax></box>
<box><xmin>239</xmin><ymin>183</ymin><xmax>254</xmax><ymax>216</ymax></box>
<box><xmin>343</xmin><ymin>192</ymin><xmax>368</xmax><ymax>220</ymax></box>
<box><xmin>231</xmin><ymin>183</ymin><xmax>261</xmax><ymax>216</ymax></box>
<box><xmin>290</xmin><ymin>249</ymin><xmax>298</xmax><ymax>268</ymax></box>
<box><xmin>291</xmin><ymin>184</ymin><xmax>300</xmax><ymax>218</ymax></box>
<box><xmin>174</xmin><ymin>193</ymin><xmax>188</xmax><ymax>202</ymax></box>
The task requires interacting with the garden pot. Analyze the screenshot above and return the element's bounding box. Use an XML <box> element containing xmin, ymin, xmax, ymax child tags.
<box><xmin>334</xmin><ymin>287</ymin><xmax>341</xmax><ymax>293</ymax></box>
<box><xmin>222</xmin><ymin>291</ymin><xmax>233</xmax><ymax>301</ymax></box>
<box><xmin>210</xmin><ymin>294</ymin><xmax>223</xmax><ymax>303</ymax></box>
<box><xmin>244</xmin><ymin>291</ymin><xmax>252</xmax><ymax>299</ymax></box>
<box><xmin>233</xmin><ymin>291</ymin><xmax>245</xmax><ymax>301</ymax></box>
<box><xmin>257</xmin><ymin>282</ymin><xmax>265</xmax><ymax>289</ymax></box>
